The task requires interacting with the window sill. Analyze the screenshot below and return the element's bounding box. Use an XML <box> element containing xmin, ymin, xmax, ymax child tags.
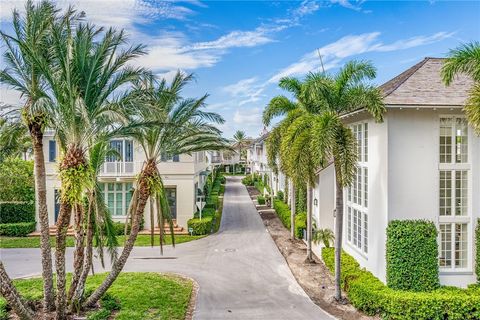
<box><xmin>346</xmin><ymin>241</ymin><xmax>368</xmax><ymax>260</ymax></box>
<box><xmin>439</xmin><ymin>270</ymin><xmax>473</xmax><ymax>275</ymax></box>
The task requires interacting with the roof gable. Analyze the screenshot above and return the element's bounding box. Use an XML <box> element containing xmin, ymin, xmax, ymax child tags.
<box><xmin>379</xmin><ymin>58</ymin><xmax>473</xmax><ymax>106</ymax></box>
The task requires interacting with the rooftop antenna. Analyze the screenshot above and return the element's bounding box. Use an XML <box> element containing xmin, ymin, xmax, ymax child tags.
<box><xmin>317</xmin><ymin>49</ymin><xmax>325</xmax><ymax>73</ymax></box>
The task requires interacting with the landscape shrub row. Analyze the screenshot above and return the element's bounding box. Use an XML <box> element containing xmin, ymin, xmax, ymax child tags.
<box><xmin>322</xmin><ymin>248</ymin><xmax>480</xmax><ymax>319</ymax></box>
<box><xmin>477</xmin><ymin>219</ymin><xmax>480</xmax><ymax>283</ymax></box>
<box><xmin>0</xmin><ymin>202</ymin><xmax>35</xmax><ymax>223</ymax></box>
<box><xmin>0</xmin><ymin>222</ymin><xmax>36</xmax><ymax>237</ymax></box>
<box><xmin>273</xmin><ymin>199</ymin><xmax>291</xmax><ymax>230</ymax></box>
<box><xmin>188</xmin><ymin>171</ymin><xmax>225</xmax><ymax>235</ymax></box>
<box><xmin>257</xmin><ymin>195</ymin><xmax>266</xmax><ymax>205</ymax></box>
<box><xmin>386</xmin><ymin>220</ymin><xmax>439</xmax><ymax>291</ymax></box>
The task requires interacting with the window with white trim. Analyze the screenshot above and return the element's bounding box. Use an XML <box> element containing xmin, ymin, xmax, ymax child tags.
<box><xmin>346</xmin><ymin>122</ymin><xmax>368</xmax><ymax>254</ymax></box>
<box><xmin>438</xmin><ymin>116</ymin><xmax>470</xmax><ymax>271</ymax></box>
<box><xmin>99</xmin><ymin>182</ymin><xmax>133</xmax><ymax>216</ymax></box>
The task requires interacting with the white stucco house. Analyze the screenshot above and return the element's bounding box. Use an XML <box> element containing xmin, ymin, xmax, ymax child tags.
<box><xmin>311</xmin><ymin>57</ymin><xmax>479</xmax><ymax>287</ymax></box>
<box><xmin>39</xmin><ymin>133</ymin><xmax>210</xmax><ymax>233</ymax></box>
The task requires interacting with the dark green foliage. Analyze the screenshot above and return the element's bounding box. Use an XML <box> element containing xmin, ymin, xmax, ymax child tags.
<box><xmin>87</xmin><ymin>308</ymin><xmax>111</xmax><ymax>320</ymax></box>
<box><xmin>295</xmin><ymin>184</ymin><xmax>307</xmax><ymax>214</ymax></box>
<box><xmin>0</xmin><ymin>222</ymin><xmax>36</xmax><ymax>236</ymax></box>
<box><xmin>273</xmin><ymin>199</ymin><xmax>291</xmax><ymax>229</ymax></box>
<box><xmin>257</xmin><ymin>195</ymin><xmax>266</xmax><ymax>205</ymax></box>
<box><xmin>294</xmin><ymin>212</ymin><xmax>306</xmax><ymax>238</ymax></box>
<box><xmin>187</xmin><ymin>216</ymin><xmax>213</xmax><ymax>235</ymax></box>
<box><xmin>386</xmin><ymin>220</ymin><xmax>439</xmax><ymax>291</ymax></box>
<box><xmin>0</xmin><ymin>202</ymin><xmax>35</xmax><ymax>223</ymax></box>
<box><xmin>110</xmin><ymin>220</ymin><xmax>145</xmax><ymax>236</ymax></box>
<box><xmin>322</xmin><ymin>248</ymin><xmax>480</xmax><ymax>319</ymax></box>
<box><xmin>0</xmin><ymin>299</ymin><xmax>7</xmax><ymax>320</ymax></box>
<box><xmin>0</xmin><ymin>159</ymin><xmax>34</xmax><ymax>202</ymax></box>
<box><xmin>276</xmin><ymin>190</ymin><xmax>284</xmax><ymax>201</ymax></box>
<box><xmin>100</xmin><ymin>293</ymin><xmax>121</xmax><ymax>311</ymax></box>
<box><xmin>476</xmin><ymin>219</ymin><xmax>480</xmax><ymax>283</ymax></box>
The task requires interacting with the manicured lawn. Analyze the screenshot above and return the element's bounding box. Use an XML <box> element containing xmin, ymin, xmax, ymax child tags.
<box><xmin>0</xmin><ymin>234</ymin><xmax>205</xmax><ymax>249</ymax></box>
<box><xmin>1</xmin><ymin>273</ymin><xmax>193</xmax><ymax>320</ymax></box>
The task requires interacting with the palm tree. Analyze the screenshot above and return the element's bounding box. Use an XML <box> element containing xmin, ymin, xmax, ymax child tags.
<box><xmin>84</xmin><ymin>71</ymin><xmax>228</xmax><ymax>307</ymax></box>
<box><xmin>263</xmin><ymin>78</ymin><xmax>303</xmax><ymax>241</ymax></box>
<box><xmin>0</xmin><ymin>1</ymin><xmax>57</xmax><ymax>311</ymax></box>
<box><xmin>35</xmin><ymin>15</ymin><xmax>148</xmax><ymax>318</ymax></box>
<box><xmin>441</xmin><ymin>41</ymin><xmax>480</xmax><ymax>134</ymax></box>
<box><xmin>232</xmin><ymin>130</ymin><xmax>248</xmax><ymax>172</ymax></box>
<box><xmin>304</xmin><ymin>60</ymin><xmax>385</xmax><ymax>301</ymax></box>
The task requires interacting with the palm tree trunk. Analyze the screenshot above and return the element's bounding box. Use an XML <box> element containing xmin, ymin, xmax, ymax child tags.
<box><xmin>68</xmin><ymin>203</ymin><xmax>85</xmax><ymax>302</ymax></box>
<box><xmin>56</xmin><ymin>145</ymin><xmax>87</xmax><ymax>320</ymax></box>
<box><xmin>55</xmin><ymin>200</ymin><xmax>73</xmax><ymax>320</ymax></box>
<box><xmin>306</xmin><ymin>182</ymin><xmax>313</xmax><ymax>263</ymax></box>
<box><xmin>28</xmin><ymin>120</ymin><xmax>55</xmax><ymax>311</ymax></box>
<box><xmin>290</xmin><ymin>181</ymin><xmax>296</xmax><ymax>240</ymax></box>
<box><xmin>0</xmin><ymin>262</ymin><xmax>34</xmax><ymax>320</ymax></box>
<box><xmin>71</xmin><ymin>194</ymin><xmax>94</xmax><ymax>311</ymax></box>
<box><xmin>83</xmin><ymin>159</ymin><xmax>156</xmax><ymax>308</ymax></box>
<box><xmin>334</xmin><ymin>167</ymin><xmax>344</xmax><ymax>301</ymax></box>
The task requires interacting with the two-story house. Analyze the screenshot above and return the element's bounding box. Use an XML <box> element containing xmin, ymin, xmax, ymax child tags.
<box><xmin>312</xmin><ymin>57</ymin><xmax>479</xmax><ymax>287</ymax></box>
<box><xmin>40</xmin><ymin>134</ymin><xmax>209</xmax><ymax>233</ymax></box>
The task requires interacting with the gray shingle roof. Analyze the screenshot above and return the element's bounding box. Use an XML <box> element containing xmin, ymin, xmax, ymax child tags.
<box><xmin>379</xmin><ymin>57</ymin><xmax>473</xmax><ymax>106</ymax></box>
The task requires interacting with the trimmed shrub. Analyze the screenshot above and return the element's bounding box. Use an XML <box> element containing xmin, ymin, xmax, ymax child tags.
<box><xmin>0</xmin><ymin>222</ymin><xmax>36</xmax><ymax>237</ymax></box>
<box><xmin>294</xmin><ymin>212</ymin><xmax>306</xmax><ymax>238</ymax></box>
<box><xmin>0</xmin><ymin>202</ymin><xmax>35</xmax><ymax>223</ymax></box>
<box><xmin>276</xmin><ymin>190</ymin><xmax>284</xmax><ymax>201</ymax></box>
<box><xmin>241</xmin><ymin>174</ymin><xmax>254</xmax><ymax>186</ymax></box>
<box><xmin>273</xmin><ymin>199</ymin><xmax>291</xmax><ymax>229</ymax></box>
<box><xmin>386</xmin><ymin>220</ymin><xmax>439</xmax><ymax>291</ymax></box>
<box><xmin>322</xmin><ymin>248</ymin><xmax>480</xmax><ymax>320</ymax></box>
<box><xmin>477</xmin><ymin>219</ymin><xmax>480</xmax><ymax>283</ymax></box>
<box><xmin>187</xmin><ymin>216</ymin><xmax>213</xmax><ymax>235</ymax></box>
<box><xmin>257</xmin><ymin>195</ymin><xmax>266</xmax><ymax>205</ymax></box>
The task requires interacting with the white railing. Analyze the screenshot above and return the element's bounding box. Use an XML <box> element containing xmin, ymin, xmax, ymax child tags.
<box><xmin>100</xmin><ymin>161</ymin><xmax>134</xmax><ymax>175</ymax></box>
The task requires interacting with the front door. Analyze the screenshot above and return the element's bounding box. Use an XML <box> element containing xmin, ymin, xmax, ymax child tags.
<box><xmin>165</xmin><ymin>188</ymin><xmax>177</xmax><ymax>219</ymax></box>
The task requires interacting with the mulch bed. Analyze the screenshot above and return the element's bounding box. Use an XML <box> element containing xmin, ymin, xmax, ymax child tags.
<box><xmin>246</xmin><ymin>186</ymin><xmax>376</xmax><ymax>320</ymax></box>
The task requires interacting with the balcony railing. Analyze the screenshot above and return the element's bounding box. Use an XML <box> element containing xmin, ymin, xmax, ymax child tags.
<box><xmin>100</xmin><ymin>161</ymin><xmax>134</xmax><ymax>175</ymax></box>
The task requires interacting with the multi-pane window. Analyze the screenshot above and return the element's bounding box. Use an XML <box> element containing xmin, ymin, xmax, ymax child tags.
<box><xmin>346</xmin><ymin>122</ymin><xmax>368</xmax><ymax>254</ymax></box>
<box><xmin>106</xmin><ymin>140</ymin><xmax>133</xmax><ymax>162</ymax></box>
<box><xmin>99</xmin><ymin>182</ymin><xmax>133</xmax><ymax>216</ymax></box>
<box><xmin>438</xmin><ymin>116</ymin><xmax>470</xmax><ymax>271</ymax></box>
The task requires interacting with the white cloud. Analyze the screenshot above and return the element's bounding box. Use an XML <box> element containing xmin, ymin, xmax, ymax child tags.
<box><xmin>223</xmin><ymin>77</ymin><xmax>268</xmax><ymax>106</ymax></box>
<box><xmin>189</xmin><ymin>29</ymin><xmax>274</xmax><ymax>51</ymax></box>
<box><xmin>233</xmin><ymin>107</ymin><xmax>262</xmax><ymax>124</ymax></box>
<box><xmin>293</xmin><ymin>0</ymin><xmax>320</xmax><ymax>18</ymax></box>
<box><xmin>0</xmin><ymin>86</ymin><xmax>23</xmax><ymax>107</ymax></box>
<box><xmin>269</xmin><ymin>31</ymin><xmax>454</xmax><ymax>83</ymax></box>
<box><xmin>331</xmin><ymin>0</ymin><xmax>364</xmax><ymax>12</ymax></box>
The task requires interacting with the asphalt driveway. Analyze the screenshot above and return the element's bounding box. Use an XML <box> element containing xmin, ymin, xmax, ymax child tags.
<box><xmin>1</xmin><ymin>176</ymin><xmax>333</xmax><ymax>320</ymax></box>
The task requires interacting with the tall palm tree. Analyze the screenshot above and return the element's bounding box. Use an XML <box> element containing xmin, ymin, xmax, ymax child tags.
<box><xmin>34</xmin><ymin>14</ymin><xmax>148</xmax><ymax>318</ymax></box>
<box><xmin>441</xmin><ymin>41</ymin><xmax>480</xmax><ymax>134</ymax></box>
<box><xmin>232</xmin><ymin>130</ymin><xmax>248</xmax><ymax>171</ymax></box>
<box><xmin>84</xmin><ymin>71</ymin><xmax>228</xmax><ymax>307</ymax></box>
<box><xmin>263</xmin><ymin>78</ymin><xmax>303</xmax><ymax>241</ymax></box>
<box><xmin>0</xmin><ymin>1</ymin><xmax>57</xmax><ymax>311</ymax></box>
<box><xmin>304</xmin><ymin>61</ymin><xmax>385</xmax><ymax>301</ymax></box>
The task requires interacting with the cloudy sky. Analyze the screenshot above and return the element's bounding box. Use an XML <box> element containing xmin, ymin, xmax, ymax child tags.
<box><xmin>1</xmin><ymin>0</ymin><xmax>479</xmax><ymax>138</ymax></box>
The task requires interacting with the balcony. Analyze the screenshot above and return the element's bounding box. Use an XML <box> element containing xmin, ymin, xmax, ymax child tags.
<box><xmin>100</xmin><ymin>161</ymin><xmax>135</xmax><ymax>176</ymax></box>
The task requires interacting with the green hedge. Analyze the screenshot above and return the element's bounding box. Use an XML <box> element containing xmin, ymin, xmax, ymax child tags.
<box><xmin>241</xmin><ymin>174</ymin><xmax>254</xmax><ymax>186</ymax></box>
<box><xmin>273</xmin><ymin>199</ymin><xmax>291</xmax><ymax>229</ymax></box>
<box><xmin>386</xmin><ymin>220</ymin><xmax>439</xmax><ymax>291</ymax></box>
<box><xmin>276</xmin><ymin>190</ymin><xmax>284</xmax><ymax>201</ymax></box>
<box><xmin>0</xmin><ymin>159</ymin><xmax>34</xmax><ymax>203</ymax></box>
<box><xmin>0</xmin><ymin>222</ymin><xmax>36</xmax><ymax>237</ymax></box>
<box><xmin>257</xmin><ymin>195</ymin><xmax>266</xmax><ymax>205</ymax></box>
<box><xmin>322</xmin><ymin>248</ymin><xmax>480</xmax><ymax>320</ymax></box>
<box><xmin>187</xmin><ymin>216</ymin><xmax>213</xmax><ymax>235</ymax></box>
<box><xmin>295</xmin><ymin>212</ymin><xmax>306</xmax><ymax>238</ymax></box>
<box><xmin>476</xmin><ymin>219</ymin><xmax>480</xmax><ymax>283</ymax></box>
<box><xmin>0</xmin><ymin>202</ymin><xmax>35</xmax><ymax>223</ymax></box>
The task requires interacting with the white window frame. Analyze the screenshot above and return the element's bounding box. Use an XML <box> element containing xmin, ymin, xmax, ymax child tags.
<box><xmin>99</xmin><ymin>182</ymin><xmax>133</xmax><ymax>217</ymax></box>
<box><xmin>438</xmin><ymin>115</ymin><xmax>472</xmax><ymax>273</ymax></box>
<box><xmin>346</xmin><ymin>122</ymin><xmax>369</xmax><ymax>256</ymax></box>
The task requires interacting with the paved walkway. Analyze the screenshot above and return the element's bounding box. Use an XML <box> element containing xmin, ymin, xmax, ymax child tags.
<box><xmin>1</xmin><ymin>176</ymin><xmax>333</xmax><ymax>320</ymax></box>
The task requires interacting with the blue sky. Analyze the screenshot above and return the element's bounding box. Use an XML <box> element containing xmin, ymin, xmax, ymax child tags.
<box><xmin>1</xmin><ymin>0</ymin><xmax>479</xmax><ymax>138</ymax></box>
